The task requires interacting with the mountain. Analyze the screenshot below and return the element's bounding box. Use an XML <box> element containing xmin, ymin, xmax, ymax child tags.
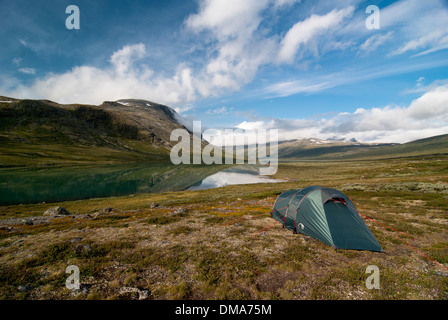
<box><xmin>2</xmin><ymin>96</ymin><xmax>446</xmax><ymax>166</ymax></box>
<box><xmin>278</xmin><ymin>134</ymin><xmax>448</xmax><ymax>161</ymax></box>
<box><xmin>0</xmin><ymin>96</ymin><xmax>189</xmax><ymax>166</ymax></box>
<box><xmin>100</xmin><ymin>99</ymin><xmax>188</xmax><ymax>149</ymax></box>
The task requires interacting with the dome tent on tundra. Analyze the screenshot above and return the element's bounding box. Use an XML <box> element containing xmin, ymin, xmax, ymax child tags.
<box><xmin>271</xmin><ymin>185</ymin><xmax>382</xmax><ymax>252</ymax></box>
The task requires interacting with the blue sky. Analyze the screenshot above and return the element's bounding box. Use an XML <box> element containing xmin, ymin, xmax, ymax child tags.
<box><xmin>1</xmin><ymin>0</ymin><xmax>448</xmax><ymax>143</ymax></box>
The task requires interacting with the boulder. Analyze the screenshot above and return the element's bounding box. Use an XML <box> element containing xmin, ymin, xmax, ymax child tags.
<box><xmin>101</xmin><ymin>207</ymin><xmax>114</xmax><ymax>213</ymax></box>
<box><xmin>43</xmin><ymin>206</ymin><xmax>70</xmax><ymax>216</ymax></box>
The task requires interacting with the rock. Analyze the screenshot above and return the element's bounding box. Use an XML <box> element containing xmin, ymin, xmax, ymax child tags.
<box><xmin>69</xmin><ymin>237</ymin><xmax>83</xmax><ymax>243</ymax></box>
<box><xmin>11</xmin><ymin>239</ymin><xmax>23</xmax><ymax>246</ymax></box>
<box><xmin>434</xmin><ymin>271</ymin><xmax>448</xmax><ymax>277</ymax></box>
<box><xmin>171</xmin><ymin>208</ymin><xmax>187</xmax><ymax>216</ymax></box>
<box><xmin>119</xmin><ymin>287</ymin><xmax>151</xmax><ymax>300</ymax></box>
<box><xmin>43</xmin><ymin>206</ymin><xmax>70</xmax><ymax>216</ymax></box>
<box><xmin>138</xmin><ymin>289</ymin><xmax>151</xmax><ymax>300</ymax></box>
<box><xmin>17</xmin><ymin>284</ymin><xmax>32</xmax><ymax>292</ymax></box>
<box><xmin>92</xmin><ymin>212</ymin><xmax>103</xmax><ymax>219</ymax></box>
<box><xmin>150</xmin><ymin>202</ymin><xmax>159</xmax><ymax>208</ymax></box>
<box><xmin>91</xmin><ymin>207</ymin><xmax>114</xmax><ymax>218</ymax></box>
<box><xmin>101</xmin><ymin>207</ymin><xmax>114</xmax><ymax>213</ymax></box>
<box><xmin>79</xmin><ymin>284</ymin><xmax>91</xmax><ymax>295</ymax></box>
<box><xmin>71</xmin><ymin>284</ymin><xmax>91</xmax><ymax>295</ymax></box>
<box><xmin>21</xmin><ymin>218</ymin><xmax>33</xmax><ymax>226</ymax></box>
<box><xmin>74</xmin><ymin>243</ymin><xmax>93</xmax><ymax>255</ymax></box>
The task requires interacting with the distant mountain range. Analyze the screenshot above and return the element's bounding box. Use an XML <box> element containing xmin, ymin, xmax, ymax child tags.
<box><xmin>1</xmin><ymin>96</ymin><xmax>447</xmax><ymax>166</ymax></box>
<box><xmin>277</xmin><ymin>134</ymin><xmax>448</xmax><ymax>160</ymax></box>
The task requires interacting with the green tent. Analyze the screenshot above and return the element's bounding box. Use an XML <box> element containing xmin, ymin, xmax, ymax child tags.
<box><xmin>271</xmin><ymin>186</ymin><xmax>382</xmax><ymax>252</ymax></box>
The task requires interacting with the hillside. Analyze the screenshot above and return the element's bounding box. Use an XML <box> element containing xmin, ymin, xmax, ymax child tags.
<box><xmin>278</xmin><ymin>135</ymin><xmax>448</xmax><ymax>161</ymax></box>
<box><xmin>0</xmin><ymin>97</ymin><xmax>189</xmax><ymax>166</ymax></box>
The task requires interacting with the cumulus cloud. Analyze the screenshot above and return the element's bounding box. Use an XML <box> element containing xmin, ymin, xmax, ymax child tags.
<box><xmin>185</xmin><ymin>0</ymin><xmax>278</xmax><ymax>95</ymax></box>
<box><xmin>3</xmin><ymin>0</ymin><xmax>448</xmax><ymax>123</ymax></box>
<box><xmin>110</xmin><ymin>43</ymin><xmax>146</xmax><ymax>77</ymax></box>
<box><xmin>229</xmin><ymin>82</ymin><xmax>448</xmax><ymax>143</ymax></box>
<box><xmin>8</xmin><ymin>43</ymin><xmax>198</xmax><ymax>106</ymax></box>
<box><xmin>5</xmin><ymin>0</ymin><xmax>356</xmax><ymax>108</ymax></box>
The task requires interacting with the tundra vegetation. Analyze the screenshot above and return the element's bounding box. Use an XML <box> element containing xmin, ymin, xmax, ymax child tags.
<box><xmin>0</xmin><ymin>155</ymin><xmax>447</xmax><ymax>300</ymax></box>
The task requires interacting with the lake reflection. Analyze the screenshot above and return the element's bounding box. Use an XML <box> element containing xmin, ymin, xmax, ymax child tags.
<box><xmin>0</xmin><ymin>164</ymin><xmax>283</xmax><ymax>205</ymax></box>
<box><xmin>188</xmin><ymin>167</ymin><xmax>284</xmax><ymax>190</ymax></box>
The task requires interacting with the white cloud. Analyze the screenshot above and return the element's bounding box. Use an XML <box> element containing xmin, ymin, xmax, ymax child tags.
<box><xmin>231</xmin><ymin>82</ymin><xmax>448</xmax><ymax>143</ymax></box>
<box><xmin>186</xmin><ymin>0</ymin><xmax>278</xmax><ymax>96</ymax></box>
<box><xmin>109</xmin><ymin>43</ymin><xmax>146</xmax><ymax>77</ymax></box>
<box><xmin>384</xmin><ymin>0</ymin><xmax>448</xmax><ymax>56</ymax></box>
<box><xmin>392</xmin><ymin>30</ymin><xmax>448</xmax><ymax>56</ymax></box>
<box><xmin>4</xmin><ymin>0</ymin><xmax>448</xmax><ymax>122</ymax></box>
<box><xmin>359</xmin><ymin>32</ymin><xmax>393</xmax><ymax>53</ymax></box>
<box><xmin>12</xmin><ymin>57</ymin><xmax>22</xmax><ymax>66</ymax></box>
<box><xmin>265</xmin><ymin>79</ymin><xmax>332</xmax><ymax>97</ymax></box>
<box><xmin>207</xmin><ymin>106</ymin><xmax>233</xmax><ymax>115</ymax></box>
<box><xmin>6</xmin><ymin>44</ymin><xmax>200</xmax><ymax>107</ymax></box>
<box><xmin>18</xmin><ymin>68</ymin><xmax>36</xmax><ymax>75</ymax></box>
<box><xmin>185</xmin><ymin>0</ymin><xmax>359</xmax><ymax>100</ymax></box>
<box><xmin>318</xmin><ymin>83</ymin><xmax>448</xmax><ymax>142</ymax></box>
<box><xmin>277</xmin><ymin>6</ymin><xmax>354</xmax><ymax>64</ymax></box>
<box><xmin>7</xmin><ymin>1</ymin><xmax>291</xmax><ymax>107</ymax></box>
<box><xmin>407</xmin><ymin>84</ymin><xmax>448</xmax><ymax>120</ymax></box>
<box><xmin>186</xmin><ymin>0</ymin><xmax>269</xmax><ymax>38</ymax></box>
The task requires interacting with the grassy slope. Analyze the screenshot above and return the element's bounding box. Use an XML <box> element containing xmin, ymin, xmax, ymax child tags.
<box><xmin>0</xmin><ymin>155</ymin><xmax>447</xmax><ymax>300</ymax></box>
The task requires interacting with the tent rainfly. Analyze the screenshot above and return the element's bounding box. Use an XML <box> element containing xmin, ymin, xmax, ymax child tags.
<box><xmin>271</xmin><ymin>186</ymin><xmax>382</xmax><ymax>252</ymax></box>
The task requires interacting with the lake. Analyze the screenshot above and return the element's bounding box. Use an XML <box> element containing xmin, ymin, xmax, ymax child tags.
<box><xmin>0</xmin><ymin>164</ymin><xmax>283</xmax><ymax>205</ymax></box>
